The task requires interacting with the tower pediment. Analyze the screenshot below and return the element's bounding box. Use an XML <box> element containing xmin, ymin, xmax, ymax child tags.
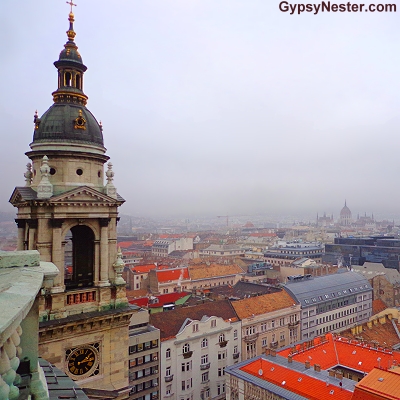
<box><xmin>9</xmin><ymin>185</ymin><xmax>124</xmax><ymax>207</ymax></box>
<box><xmin>49</xmin><ymin>186</ymin><xmax>125</xmax><ymax>206</ymax></box>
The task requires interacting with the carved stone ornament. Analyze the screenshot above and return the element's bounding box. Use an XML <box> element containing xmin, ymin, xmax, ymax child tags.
<box><xmin>113</xmin><ymin>247</ymin><xmax>126</xmax><ymax>285</ymax></box>
<box><xmin>37</xmin><ymin>156</ymin><xmax>53</xmax><ymax>199</ymax></box>
<box><xmin>24</xmin><ymin>163</ymin><xmax>33</xmax><ymax>187</ymax></box>
<box><xmin>105</xmin><ymin>162</ymin><xmax>117</xmax><ymax>199</ymax></box>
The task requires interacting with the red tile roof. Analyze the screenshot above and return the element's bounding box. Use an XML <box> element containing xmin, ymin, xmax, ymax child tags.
<box><xmin>118</xmin><ymin>241</ymin><xmax>134</xmax><ymax>248</ymax></box>
<box><xmin>148</xmin><ymin>292</ymin><xmax>191</xmax><ymax>308</ymax></box>
<box><xmin>278</xmin><ymin>333</ymin><xmax>399</xmax><ymax>373</ymax></box>
<box><xmin>241</xmin><ymin>358</ymin><xmax>353</xmax><ymax>400</ymax></box>
<box><xmin>156</xmin><ymin>267</ymin><xmax>190</xmax><ymax>283</ymax></box>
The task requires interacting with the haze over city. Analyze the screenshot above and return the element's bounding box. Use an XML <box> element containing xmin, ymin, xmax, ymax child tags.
<box><xmin>1</xmin><ymin>0</ymin><xmax>399</xmax><ymax>218</ymax></box>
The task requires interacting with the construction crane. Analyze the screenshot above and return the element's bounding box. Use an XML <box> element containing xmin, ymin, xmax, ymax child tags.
<box><xmin>217</xmin><ymin>215</ymin><xmax>229</xmax><ymax>227</ymax></box>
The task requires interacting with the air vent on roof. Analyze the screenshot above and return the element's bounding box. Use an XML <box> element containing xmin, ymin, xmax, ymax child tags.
<box><xmin>271</xmin><ymin>367</ymin><xmax>274</xmax><ymax>371</ymax></box>
<box><xmin>282</xmin><ymin>381</ymin><xmax>286</xmax><ymax>385</ymax></box>
<box><xmin>378</xmin><ymin>377</ymin><xmax>384</xmax><ymax>382</ymax></box>
<box><xmin>329</xmin><ymin>390</ymin><xmax>334</xmax><ymax>395</ymax></box>
<box><xmin>298</xmin><ymin>377</ymin><xmax>302</xmax><ymax>382</ymax></box>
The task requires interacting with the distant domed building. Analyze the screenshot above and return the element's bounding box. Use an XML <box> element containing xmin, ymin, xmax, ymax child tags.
<box><xmin>340</xmin><ymin>200</ymin><xmax>352</xmax><ymax>226</ymax></box>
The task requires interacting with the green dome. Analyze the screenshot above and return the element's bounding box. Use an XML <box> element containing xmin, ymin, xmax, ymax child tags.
<box><xmin>33</xmin><ymin>104</ymin><xmax>104</xmax><ymax>147</ymax></box>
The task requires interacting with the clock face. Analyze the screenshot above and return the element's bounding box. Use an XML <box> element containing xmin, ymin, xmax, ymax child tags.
<box><xmin>66</xmin><ymin>345</ymin><xmax>99</xmax><ymax>377</ymax></box>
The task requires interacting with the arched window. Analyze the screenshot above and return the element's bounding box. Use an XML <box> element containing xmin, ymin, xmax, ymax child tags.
<box><xmin>76</xmin><ymin>73</ymin><xmax>81</xmax><ymax>90</ymax></box>
<box><xmin>201</xmin><ymin>338</ymin><xmax>208</xmax><ymax>348</ymax></box>
<box><xmin>219</xmin><ymin>333</ymin><xmax>226</xmax><ymax>343</ymax></box>
<box><xmin>166</xmin><ymin>348</ymin><xmax>171</xmax><ymax>358</ymax></box>
<box><xmin>65</xmin><ymin>71</ymin><xmax>72</xmax><ymax>86</ymax></box>
<box><xmin>183</xmin><ymin>343</ymin><xmax>190</xmax><ymax>354</ymax></box>
<box><xmin>64</xmin><ymin>225</ymin><xmax>94</xmax><ymax>289</ymax></box>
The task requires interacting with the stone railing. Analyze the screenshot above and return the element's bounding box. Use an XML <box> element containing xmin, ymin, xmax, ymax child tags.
<box><xmin>0</xmin><ymin>250</ymin><xmax>58</xmax><ymax>400</ymax></box>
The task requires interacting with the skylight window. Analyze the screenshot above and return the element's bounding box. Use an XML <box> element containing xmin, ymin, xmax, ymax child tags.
<box><xmin>298</xmin><ymin>378</ymin><xmax>302</xmax><ymax>382</ymax></box>
<box><xmin>329</xmin><ymin>390</ymin><xmax>334</xmax><ymax>395</ymax></box>
<box><xmin>358</xmin><ymin>361</ymin><xmax>362</xmax><ymax>365</ymax></box>
<box><xmin>282</xmin><ymin>381</ymin><xmax>286</xmax><ymax>385</ymax></box>
<box><xmin>352</xmin><ymin>351</ymin><xmax>356</xmax><ymax>355</ymax></box>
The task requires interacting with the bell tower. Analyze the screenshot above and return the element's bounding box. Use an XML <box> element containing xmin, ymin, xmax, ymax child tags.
<box><xmin>9</xmin><ymin>5</ymin><xmax>133</xmax><ymax>396</ymax></box>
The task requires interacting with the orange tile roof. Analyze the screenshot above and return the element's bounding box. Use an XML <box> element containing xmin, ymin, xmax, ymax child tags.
<box><xmin>241</xmin><ymin>358</ymin><xmax>353</xmax><ymax>400</ymax></box>
<box><xmin>188</xmin><ymin>263</ymin><xmax>243</xmax><ymax>280</ymax></box>
<box><xmin>118</xmin><ymin>241</ymin><xmax>134</xmax><ymax>248</ymax></box>
<box><xmin>352</xmin><ymin>367</ymin><xmax>400</xmax><ymax>400</ymax></box>
<box><xmin>231</xmin><ymin>290</ymin><xmax>296</xmax><ymax>319</ymax></box>
<box><xmin>278</xmin><ymin>333</ymin><xmax>400</xmax><ymax>373</ymax></box>
<box><xmin>372</xmin><ymin>299</ymin><xmax>388</xmax><ymax>315</ymax></box>
<box><xmin>156</xmin><ymin>267</ymin><xmax>190</xmax><ymax>282</ymax></box>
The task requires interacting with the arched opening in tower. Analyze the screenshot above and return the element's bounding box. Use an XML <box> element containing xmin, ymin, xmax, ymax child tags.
<box><xmin>64</xmin><ymin>225</ymin><xmax>94</xmax><ymax>289</ymax></box>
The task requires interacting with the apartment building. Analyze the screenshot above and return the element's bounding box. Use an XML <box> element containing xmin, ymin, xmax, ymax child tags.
<box><xmin>284</xmin><ymin>271</ymin><xmax>373</xmax><ymax>340</ymax></box>
<box><xmin>150</xmin><ymin>300</ymin><xmax>241</xmax><ymax>400</ymax></box>
<box><xmin>231</xmin><ymin>290</ymin><xmax>301</xmax><ymax>359</ymax></box>
<box><xmin>129</xmin><ymin>309</ymin><xmax>160</xmax><ymax>400</ymax></box>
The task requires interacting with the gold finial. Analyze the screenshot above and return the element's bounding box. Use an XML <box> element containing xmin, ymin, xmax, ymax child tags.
<box><xmin>78</xmin><ymin>109</ymin><xmax>83</xmax><ymax>117</ymax></box>
<box><xmin>66</xmin><ymin>0</ymin><xmax>77</xmax><ymax>41</ymax></box>
<box><xmin>66</xmin><ymin>0</ymin><xmax>77</xmax><ymax>14</ymax></box>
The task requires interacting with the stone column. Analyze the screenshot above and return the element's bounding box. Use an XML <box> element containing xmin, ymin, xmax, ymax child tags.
<box><xmin>51</xmin><ymin>219</ymin><xmax>64</xmax><ymax>292</ymax></box>
<box><xmin>27</xmin><ymin>220</ymin><xmax>38</xmax><ymax>250</ymax></box>
<box><xmin>98</xmin><ymin>218</ymin><xmax>110</xmax><ymax>287</ymax></box>
<box><xmin>15</xmin><ymin>219</ymin><xmax>26</xmax><ymax>251</ymax></box>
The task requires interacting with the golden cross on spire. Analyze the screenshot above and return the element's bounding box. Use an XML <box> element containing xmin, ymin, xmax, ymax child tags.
<box><xmin>66</xmin><ymin>0</ymin><xmax>77</xmax><ymax>13</ymax></box>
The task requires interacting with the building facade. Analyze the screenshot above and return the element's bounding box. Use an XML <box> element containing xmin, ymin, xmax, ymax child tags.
<box><xmin>284</xmin><ymin>271</ymin><xmax>373</xmax><ymax>340</ymax></box>
<box><xmin>150</xmin><ymin>300</ymin><xmax>241</xmax><ymax>400</ymax></box>
<box><xmin>128</xmin><ymin>309</ymin><xmax>160</xmax><ymax>400</ymax></box>
<box><xmin>231</xmin><ymin>291</ymin><xmax>301</xmax><ymax>359</ymax></box>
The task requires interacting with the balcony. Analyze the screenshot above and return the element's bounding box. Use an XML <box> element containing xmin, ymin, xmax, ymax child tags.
<box><xmin>200</xmin><ymin>363</ymin><xmax>210</xmax><ymax>370</ymax></box>
<box><xmin>218</xmin><ymin>340</ymin><xmax>228</xmax><ymax>348</ymax></box>
<box><xmin>288</xmin><ymin>320</ymin><xmax>299</xmax><ymax>327</ymax></box>
<box><xmin>244</xmin><ymin>333</ymin><xmax>258</xmax><ymax>342</ymax></box>
<box><xmin>233</xmin><ymin>352</ymin><xmax>240</xmax><ymax>359</ymax></box>
<box><xmin>270</xmin><ymin>341</ymin><xmax>278</xmax><ymax>348</ymax></box>
<box><xmin>164</xmin><ymin>374</ymin><xmax>174</xmax><ymax>382</ymax></box>
<box><xmin>183</xmin><ymin>351</ymin><xmax>193</xmax><ymax>359</ymax></box>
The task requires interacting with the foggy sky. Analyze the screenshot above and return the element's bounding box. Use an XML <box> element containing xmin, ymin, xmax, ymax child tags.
<box><xmin>1</xmin><ymin>0</ymin><xmax>399</xmax><ymax>219</ymax></box>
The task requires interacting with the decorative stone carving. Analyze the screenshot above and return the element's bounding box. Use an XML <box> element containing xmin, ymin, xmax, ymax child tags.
<box><xmin>113</xmin><ymin>247</ymin><xmax>125</xmax><ymax>285</ymax></box>
<box><xmin>105</xmin><ymin>162</ymin><xmax>117</xmax><ymax>199</ymax></box>
<box><xmin>37</xmin><ymin>156</ymin><xmax>53</xmax><ymax>199</ymax></box>
<box><xmin>24</xmin><ymin>163</ymin><xmax>33</xmax><ymax>187</ymax></box>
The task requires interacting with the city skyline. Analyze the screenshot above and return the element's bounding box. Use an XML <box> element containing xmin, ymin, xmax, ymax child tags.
<box><xmin>1</xmin><ymin>0</ymin><xmax>399</xmax><ymax>217</ymax></box>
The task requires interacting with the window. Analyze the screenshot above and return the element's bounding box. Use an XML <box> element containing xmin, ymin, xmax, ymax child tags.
<box><xmin>201</xmin><ymin>354</ymin><xmax>208</xmax><ymax>364</ymax></box>
<box><xmin>260</xmin><ymin>322</ymin><xmax>267</xmax><ymax>332</ymax></box>
<box><xmin>234</xmin><ymin>345</ymin><xmax>238</xmax><ymax>353</ymax></box>
<box><xmin>280</xmin><ymin>318</ymin><xmax>285</xmax><ymax>326</ymax></box>
<box><xmin>129</xmin><ymin>345</ymin><xmax>137</xmax><ymax>354</ymax></box>
<box><xmin>280</xmin><ymin>332</ymin><xmax>285</xmax><ymax>341</ymax></box>
<box><xmin>217</xmin><ymin>383</ymin><xmax>225</xmax><ymax>395</ymax></box>
<box><xmin>181</xmin><ymin>361</ymin><xmax>191</xmax><ymax>371</ymax></box>
<box><xmin>183</xmin><ymin>343</ymin><xmax>190</xmax><ymax>353</ymax></box>
<box><xmin>219</xmin><ymin>333</ymin><xmax>226</xmax><ymax>342</ymax></box>
<box><xmin>218</xmin><ymin>351</ymin><xmax>226</xmax><ymax>360</ymax></box>
<box><xmin>202</xmin><ymin>372</ymin><xmax>209</xmax><ymax>382</ymax></box>
<box><xmin>211</xmin><ymin>319</ymin><xmax>217</xmax><ymax>328</ymax></box>
<box><xmin>166</xmin><ymin>367</ymin><xmax>171</xmax><ymax>377</ymax></box>
<box><xmin>166</xmin><ymin>385</ymin><xmax>171</xmax><ymax>395</ymax></box>
<box><xmin>262</xmin><ymin>338</ymin><xmax>268</xmax><ymax>347</ymax></box>
<box><xmin>271</xmin><ymin>320</ymin><xmax>275</xmax><ymax>328</ymax></box>
<box><xmin>201</xmin><ymin>338</ymin><xmax>208</xmax><ymax>348</ymax></box>
<box><xmin>233</xmin><ymin>329</ymin><xmax>238</xmax><ymax>339</ymax></box>
<box><xmin>193</xmin><ymin>323</ymin><xmax>199</xmax><ymax>332</ymax></box>
<box><xmin>218</xmin><ymin>367</ymin><xmax>225</xmax><ymax>376</ymax></box>
<box><xmin>166</xmin><ymin>348</ymin><xmax>171</xmax><ymax>359</ymax></box>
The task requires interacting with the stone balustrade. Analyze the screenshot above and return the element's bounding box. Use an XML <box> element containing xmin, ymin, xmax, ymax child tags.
<box><xmin>0</xmin><ymin>250</ymin><xmax>58</xmax><ymax>400</ymax></box>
